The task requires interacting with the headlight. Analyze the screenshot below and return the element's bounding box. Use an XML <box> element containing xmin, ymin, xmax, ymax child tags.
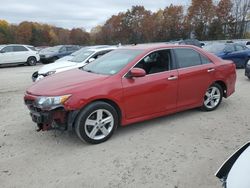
<box><xmin>46</xmin><ymin>71</ymin><xmax>56</xmax><ymax>76</ymax></box>
<box><xmin>36</xmin><ymin>94</ymin><xmax>71</xmax><ymax>109</ymax></box>
<box><xmin>247</xmin><ymin>60</ymin><xmax>250</xmax><ymax>65</ymax></box>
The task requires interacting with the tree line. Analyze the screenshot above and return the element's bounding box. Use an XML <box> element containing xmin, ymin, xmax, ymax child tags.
<box><xmin>0</xmin><ymin>0</ymin><xmax>249</xmax><ymax>46</ymax></box>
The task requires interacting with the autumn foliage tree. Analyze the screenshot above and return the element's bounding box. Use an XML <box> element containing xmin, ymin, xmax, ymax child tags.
<box><xmin>187</xmin><ymin>0</ymin><xmax>215</xmax><ymax>40</ymax></box>
<box><xmin>0</xmin><ymin>1</ymin><xmax>249</xmax><ymax>46</ymax></box>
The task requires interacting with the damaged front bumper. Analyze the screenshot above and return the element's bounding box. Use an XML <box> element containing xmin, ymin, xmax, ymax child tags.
<box><xmin>24</xmin><ymin>97</ymin><xmax>78</xmax><ymax>132</ymax></box>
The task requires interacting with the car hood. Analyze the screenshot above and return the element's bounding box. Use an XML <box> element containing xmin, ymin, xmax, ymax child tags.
<box><xmin>38</xmin><ymin>60</ymin><xmax>79</xmax><ymax>74</ymax></box>
<box><xmin>27</xmin><ymin>68</ymin><xmax>110</xmax><ymax>96</ymax></box>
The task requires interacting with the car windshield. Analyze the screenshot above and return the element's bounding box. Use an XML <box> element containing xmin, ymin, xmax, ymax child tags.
<box><xmin>41</xmin><ymin>46</ymin><xmax>62</xmax><ymax>53</ymax></box>
<box><xmin>82</xmin><ymin>49</ymin><xmax>143</xmax><ymax>75</ymax></box>
<box><xmin>70</xmin><ymin>50</ymin><xmax>95</xmax><ymax>63</ymax></box>
<box><xmin>70</xmin><ymin>48</ymin><xmax>87</xmax><ymax>56</ymax></box>
<box><xmin>0</xmin><ymin>45</ymin><xmax>5</xmax><ymax>50</ymax></box>
<box><xmin>203</xmin><ymin>43</ymin><xmax>226</xmax><ymax>53</ymax></box>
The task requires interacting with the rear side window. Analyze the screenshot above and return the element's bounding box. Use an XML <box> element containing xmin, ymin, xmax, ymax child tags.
<box><xmin>200</xmin><ymin>55</ymin><xmax>212</xmax><ymax>64</ymax></box>
<box><xmin>174</xmin><ymin>48</ymin><xmax>202</xmax><ymax>68</ymax></box>
<box><xmin>13</xmin><ymin>46</ymin><xmax>28</xmax><ymax>52</ymax></box>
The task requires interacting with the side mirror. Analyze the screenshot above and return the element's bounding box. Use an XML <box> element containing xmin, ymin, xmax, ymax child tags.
<box><xmin>128</xmin><ymin>68</ymin><xmax>146</xmax><ymax>78</ymax></box>
<box><xmin>88</xmin><ymin>58</ymin><xmax>96</xmax><ymax>63</ymax></box>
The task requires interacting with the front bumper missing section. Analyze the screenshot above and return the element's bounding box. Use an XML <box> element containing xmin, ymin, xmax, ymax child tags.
<box><xmin>25</xmin><ymin>98</ymin><xmax>80</xmax><ymax>132</ymax></box>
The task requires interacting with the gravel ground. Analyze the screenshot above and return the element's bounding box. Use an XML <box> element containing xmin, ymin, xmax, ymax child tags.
<box><xmin>0</xmin><ymin>64</ymin><xmax>249</xmax><ymax>188</ymax></box>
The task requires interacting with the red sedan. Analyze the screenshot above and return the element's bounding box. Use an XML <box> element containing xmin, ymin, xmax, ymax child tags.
<box><xmin>24</xmin><ymin>44</ymin><xmax>236</xmax><ymax>144</ymax></box>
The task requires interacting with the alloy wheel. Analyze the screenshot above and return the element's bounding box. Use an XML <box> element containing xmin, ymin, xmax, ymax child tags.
<box><xmin>84</xmin><ymin>109</ymin><xmax>114</xmax><ymax>140</ymax></box>
<box><xmin>204</xmin><ymin>86</ymin><xmax>221</xmax><ymax>109</ymax></box>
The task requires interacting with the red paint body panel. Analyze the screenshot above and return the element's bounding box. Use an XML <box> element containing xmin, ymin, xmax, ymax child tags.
<box><xmin>24</xmin><ymin>44</ymin><xmax>236</xmax><ymax>128</ymax></box>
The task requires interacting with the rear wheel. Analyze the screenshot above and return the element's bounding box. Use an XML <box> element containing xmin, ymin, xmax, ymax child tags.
<box><xmin>75</xmin><ymin>101</ymin><xmax>118</xmax><ymax>144</ymax></box>
<box><xmin>201</xmin><ymin>83</ymin><xmax>223</xmax><ymax>111</ymax></box>
<box><xmin>27</xmin><ymin>57</ymin><xmax>37</xmax><ymax>66</ymax></box>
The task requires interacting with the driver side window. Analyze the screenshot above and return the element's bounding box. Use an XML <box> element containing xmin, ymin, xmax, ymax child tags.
<box><xmin>1</xmin><ymin>46</ymin><xmax>13</xmax><ymax>53</ymax></box>
<box><xmin>135</xmin><ymin>49</ymin><xmax>172</xmax><ymax>75</ymax></box>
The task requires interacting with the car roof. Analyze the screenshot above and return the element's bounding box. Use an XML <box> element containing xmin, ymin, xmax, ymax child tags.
<box><xmin>0</xmin><ymin>44</ymin><xmax>35</xmax><ymax>49</ymax></box>
<box><xmin>120</xmin><ymin>43</ymin><xmax>200</xmax><ymax>51</ymax></box>
<box><xmin>0</xmin><ymin>44</ymin><xmax>34</xmax><ymax>47</ymax></box>
<box><xmin>86</xmin><ymin>46</ymin><xmax>118</xmax><ymax>52</ymax></box>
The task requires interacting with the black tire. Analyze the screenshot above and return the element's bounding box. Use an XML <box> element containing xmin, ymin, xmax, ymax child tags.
<box><xmin>27</xmin><ymin>57</ymin><xmax>37</xmax><ymax>66</ymax></box>
<box><xmin>201</xmin><ymin>83</ymin><xmax>223</xmax><ymax>111</ymax></box>
<box><xmin>248</xmin><ymin>76</ymin><xmax>250</xmax><ymax>80</ymax></box>
<box><xmin>75</xmin><ymin>101</ymin><xmax>118</xmax><ymax>144</ymax></box>
<box><xmin>52</xmin><ymin>57</ymin><xmax>58</xmax><ymax>62</ymax></box>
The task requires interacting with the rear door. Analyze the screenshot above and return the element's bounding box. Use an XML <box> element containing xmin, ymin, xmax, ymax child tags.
<box><xmin>174</xmin><ymin>48</ymin><xmax>215</xmax><ymax>108</ymax></box>
<box><xmin>12</xmin><ymin>46</ymin><xmax>29</xmax><ymax>62</ymax></box>
<box><xmin>122</xmin><ymin>49</ymin><xmax>178</xmax><ymax>119</ymax></box>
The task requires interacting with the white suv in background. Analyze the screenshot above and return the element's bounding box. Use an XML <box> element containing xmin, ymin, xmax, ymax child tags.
<box><xmin>0</xmin><ymin>44</ymin><xmax>40</xmax><ymax>66</ymax></box>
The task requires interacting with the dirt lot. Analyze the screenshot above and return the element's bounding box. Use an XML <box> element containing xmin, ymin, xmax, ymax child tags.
<box><xmin>0</xmin><ymin>64</ymin><xmax>249</xmax><ymax>188</ymax></box>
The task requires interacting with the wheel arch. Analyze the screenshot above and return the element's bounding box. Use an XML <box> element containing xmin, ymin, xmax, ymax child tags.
<box><xmin>91</xmin><ymin>98</ymin><xmax>122</xmax><ymax>125</ymax></box>
<box><xmin>27</xmin><ymin>56</ymin><xmax>37</xmax><ymax>61</ymax></box>
<box><xmin>69</xmin><ymin>98</ymin><xmax>123</xmax><ymax>130</ymax></box>
<box><xmin>214</xmin><ymin>80</ymin><xmax>227</xmax><ymax>98</ymax></box>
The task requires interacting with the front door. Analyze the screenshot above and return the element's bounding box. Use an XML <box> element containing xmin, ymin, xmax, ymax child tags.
<box><xmin>122</xmin><ymin>49</ymin><xmax>178</xmax><ymax>119</ymax></box>
<box><xmin>0</xmin><ymin>46</ymin><xmax>14</xmax><ymax>64</ymax></box>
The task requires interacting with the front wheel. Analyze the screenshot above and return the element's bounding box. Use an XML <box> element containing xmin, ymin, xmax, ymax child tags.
<box><xmin>27</xmin><ymin>57</ymin><xmax>37</xmax><ymax>66</ymax></box>
<box><xmin>201</xmin><ymin>83</ymin><xmax>223</xmax><ymax>111</ymax></box>
<box><xmin>75</xmin><ymin>101</ymin><xmax>118</xmax><ymax>144</ymax></box>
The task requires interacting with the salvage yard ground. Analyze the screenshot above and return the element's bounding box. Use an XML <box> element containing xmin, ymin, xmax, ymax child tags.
<box><xmin>0</xmin><ymin>65</ymin><xmax>249</xmax><ymax>188</ymax></box>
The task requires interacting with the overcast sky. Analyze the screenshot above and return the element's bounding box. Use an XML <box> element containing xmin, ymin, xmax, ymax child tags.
<box><xmin>0</xmin><ymin>0</ymin><xmax>190</xmax><ymax>31</ymax></box>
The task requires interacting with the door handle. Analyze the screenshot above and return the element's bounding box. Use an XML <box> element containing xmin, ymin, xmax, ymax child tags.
<box><xmin>168</xmin><ymin>76</ymin><xmax>178</xmax><ymax>81</ymax></box>
<box><xmin>207</xmin><ymin>68</ymin><xmax>215</xmax><ymax>73</ymax></box>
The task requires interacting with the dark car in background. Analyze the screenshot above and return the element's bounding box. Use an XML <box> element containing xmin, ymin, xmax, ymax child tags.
<box><xmin>245</xmin><ymin>60</ymin><xmax>250</xmax><ymax>79</ymax></box>
<box><xmin>39</xmin><ymin>45</ymin><xmax>81</xmax><ymax>64</ymax></box>
<box><xmin>204</xmin><ymin>42</ymin><xmax>250</xmax><ymax>68</ymax></box>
